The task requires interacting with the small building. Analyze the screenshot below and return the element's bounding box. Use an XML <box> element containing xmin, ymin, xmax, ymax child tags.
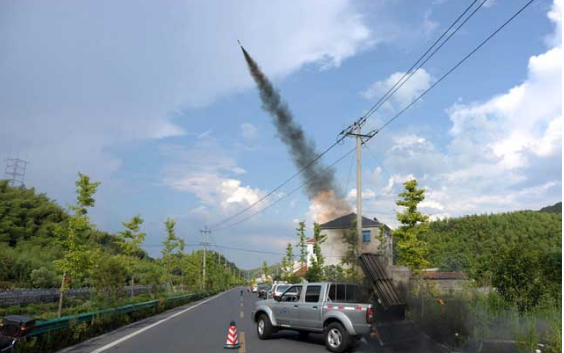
<box><xmin>422</xmin><ymin>271</ymin><xmax>469</xmax><ymax>295</ymax></box>
<box><xmin>319</xmin><ymin>213</ymin><xmax>392</xmax><ymax>267</ymax></box>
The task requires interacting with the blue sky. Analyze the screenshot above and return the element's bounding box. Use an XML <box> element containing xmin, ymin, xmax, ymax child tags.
<box><xmin>1</xmin><ymin>0</ymin><xmax>561</xmax><ymax>269</ymax></box>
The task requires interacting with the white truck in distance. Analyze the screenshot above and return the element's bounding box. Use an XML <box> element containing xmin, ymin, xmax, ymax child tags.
<box><xmin>252</xmin><ymin>282</ymin><xmax>374</xmax><ymax>353</ymax></box>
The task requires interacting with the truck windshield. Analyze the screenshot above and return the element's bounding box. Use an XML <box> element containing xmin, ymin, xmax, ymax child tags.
<box><xmin>327</xmin><ymin>284</ymin><xmax>359</xmax><ymax>303</ymax></box>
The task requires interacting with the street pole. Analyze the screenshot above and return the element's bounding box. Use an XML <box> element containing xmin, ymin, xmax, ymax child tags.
<box><xmin>200</xmin><ymin>227</ymin><xmax>211</xmax><ymax>289</ymax></box>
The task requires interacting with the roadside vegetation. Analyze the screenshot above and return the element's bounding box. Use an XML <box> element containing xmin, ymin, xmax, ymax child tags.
<box><xmin>395</xmin><ymin>180</ymin><xmax>562</xmax><ymax>353</ymax></box>
<box><xmin>0</xmin><ymin>176</ymin><xmax>243</xmax><ymax>320</ymax></box>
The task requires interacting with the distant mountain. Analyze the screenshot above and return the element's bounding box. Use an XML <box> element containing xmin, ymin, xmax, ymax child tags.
<box><xmin>539</xmin><ymin>202</ymin><xmax>562</xmax><ymax>214</ymax></box>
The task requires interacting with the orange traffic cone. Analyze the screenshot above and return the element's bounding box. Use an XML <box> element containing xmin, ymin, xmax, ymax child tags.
<box><xmin>224</xmin><ymin>321</ymin><xmax>241</xmax><ymax>349</ymax></box>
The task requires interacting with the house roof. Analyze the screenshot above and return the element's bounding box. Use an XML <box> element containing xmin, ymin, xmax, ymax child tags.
<box><xmin>306</xmin><ymin>238</ymin><xmax>316</xmax><ymax>243</ymax></box>
<box><xmin>293</xmin><ymin>264</ymin><xmax>307</xmax><ymax>276</ymax></box>
<box><xmin>319</xmin><ymin>213</ymin><xmax>387</xmax><ymax>230</ymax></box>
<box><xmin>422</xmin><ymin>272</ymin><xmax>468</xmax><ymax>280</ymax></box>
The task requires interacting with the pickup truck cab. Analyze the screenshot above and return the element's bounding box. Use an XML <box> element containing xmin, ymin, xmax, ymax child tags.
<box><xmin>252</xmin><ymin>282</ymin><xmax>374</xmax><ymax>353</ymax></box>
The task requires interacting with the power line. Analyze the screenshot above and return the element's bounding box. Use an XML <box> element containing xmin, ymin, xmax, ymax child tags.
<box><xmin>366</xmin><ymin>0</ymin><xmax>537</xmax><ymax>138</ymax></box>
<box><xmin>208</xmin><ymin>139</ymin><xmax>343</xmax><ymax>229</ymax></box>
<box><xmin>344</xmin><ymin>151</ymin><xmax>355</xmax><ymax>194</ymax></box>
<box><xmin>212</xmin><ymin>147</ymin><xmax>356</xmax><ymax>232</ymax></box>
<box><xmin>338</xmin><ymin>0</ymin><xmax>486</xmax><ymax>138</ymax></box>
<box><xmin>360</xmin><ymin>0</ymin><xmax>487</xmax><ymax>125</ymax></box>
<box><xmin>364</xmin><ymin>144</ymin><xmax>392</xmax><ymax>180</ymax></box>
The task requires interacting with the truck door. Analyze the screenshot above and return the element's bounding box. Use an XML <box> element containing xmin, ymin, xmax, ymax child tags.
<box><xmin>273</xmin><ymin>285</ymin><xmax>303</xmax><ymax>328</ymax></box>
<box><xmin>298</xmin><ymin>284</ymin><xmax>323</xmax><ymax>330</ymax></box>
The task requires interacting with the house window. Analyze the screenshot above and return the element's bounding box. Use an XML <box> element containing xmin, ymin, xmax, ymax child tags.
<box><xmin>362</xmin><ymin>230</ymin><xmax>370</xmax><ymax>242</ymax></box>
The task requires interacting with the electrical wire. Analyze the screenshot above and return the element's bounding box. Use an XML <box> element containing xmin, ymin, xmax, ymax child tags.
<box><xmin>366</xmin><ymin>0</ymin><xmax>537</xmax><ymax>138</ymax></box>
<box><xmin>364</xmin><ymin>144</ymin><xmax>392</xmax><ymax>180</ymax></box>
<box><xmin>338</xmin><ymin>0</ymin><xmax>487</xmax><ymax>138</ymax></box>
<box><xmin>212</xmin><ymin>147</ymin><xmax>356</xmax><ymax>232</ymax></box>
<box><xmin>344</xmin><ymin>151</ymin><xmax>355</xmax><ymax>194</ymax></box>
<box><xmin>208</xmin><ymin>139</ymin><xmax>343</xmax><ymax>230</ymax></box>
<box><xmin>359</xmin><ymin>0</ymin><xmax>489</xmax><ymax>129</ymax></box>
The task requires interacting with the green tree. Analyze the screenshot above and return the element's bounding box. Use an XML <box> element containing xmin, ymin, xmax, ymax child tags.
<box><xmin>340</xmin><ymin>219</ymin><xmax>358</xmax><ymax>269</ymax></box>
<box><xmin>54</xmin><ymin>173</ymin><xmax>100</xmax><ymax>317</ymax></box>
<box><xmin>262</xmin><ymin>260</ymin><xmax>270</xmax><ymax>284</ymax></box>
<box><xmin>30</xmin><ymin>267</ymin><xmax>58</xmax><ymax>288</ymax></box>
<box><xmin>90</xmin><ymin>254</ymin><xmax>129</xmax><ymax>304</ymax></box>
<box><xmin>306</xmin><ymin>223</ymin><xmax>327</xmax><ymax>282</ymax></box>
<box><xmin>393</xmin><ymin>179</ymin><xmax>429</xmax><ymax>273</ymax></box>
<box><xmin>117</xmin><ymin>215</ymin><xmax>146</xmax><ymax>299</ymax></box>
<box><xmin>281</xmin><ymin>242</ymin><xmax>294</xmax><ymax>280</ymax></box>
<box><xmin>491</xmin><ymin>245</ymin><xmax>544</xmax><ymax>313</ymax></box>
<box><xmin>161</xmin><ymin>218</ymin><xmax>184</xmax><ymax>289</ymax></box>
<box><xmin>296</xmin><ymin>221</ymin><xmax>307</xmax><ymax>271</ymax></box>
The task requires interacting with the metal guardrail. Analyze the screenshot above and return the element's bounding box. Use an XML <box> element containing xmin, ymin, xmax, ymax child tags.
<box><xmin>26</xmin><ymin>292</ymin><xmax>207</xmax><ymax>337</ymax></box>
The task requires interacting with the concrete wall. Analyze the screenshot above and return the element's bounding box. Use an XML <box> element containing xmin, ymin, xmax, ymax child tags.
<box><xmin>320</xmin><ymin>227</ymin><xmax>392</xmax><ymax>267</ymax></box>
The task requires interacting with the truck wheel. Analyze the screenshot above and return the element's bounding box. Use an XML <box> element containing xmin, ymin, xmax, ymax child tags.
<box><xmin>257</xmin><ymin>314</ymin><xmax>273</xmax><ymax>339</ymax></box>
<box><xmin>324</xmin><ymin>322</ymin><xmax>350</xmax><ymax>353</ymax></box>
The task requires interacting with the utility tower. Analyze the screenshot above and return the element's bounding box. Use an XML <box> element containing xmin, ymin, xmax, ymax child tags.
<box><xmin>199</xmin><ymin>227</ymin><xmax>211</xmax><ymax>289</ymax></box>
<box><xmin>4</xmin><ymin>158</ymin><xmax>28</xmax><ymax>188</ymax></box>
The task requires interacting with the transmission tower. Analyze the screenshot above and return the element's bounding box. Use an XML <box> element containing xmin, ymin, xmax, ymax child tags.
<box><xmin>4</xmin><ymin>158</ymin><xmax>28</xmax><ymax>188</ymax></box>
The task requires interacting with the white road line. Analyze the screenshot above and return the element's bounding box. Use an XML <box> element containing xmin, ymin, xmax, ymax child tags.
<box><xmin>90</xmin><ymin>290</ymin><xmax>231</xmax><ymax>353</ymax></box>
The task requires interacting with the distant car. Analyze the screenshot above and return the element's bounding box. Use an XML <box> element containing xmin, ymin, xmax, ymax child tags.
<box><xmin>257</xmin><ymin>285</ymin><xmax>270</xmax><ymax>299</ymax></box>
<box><xmin>270</xmin><ymin>284</ymin><xmax>291</xmax><ymax>300</ymax></box>
<box><xmin>252</xmin><ymin>285</ymin><xmax>258</xmax><ymax>293</ymax></box>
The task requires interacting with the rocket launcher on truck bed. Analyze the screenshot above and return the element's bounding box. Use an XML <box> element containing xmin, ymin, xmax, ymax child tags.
<box><xmin>358</xmin><ymin>253</ymin><xmax>418</xmax><ymax>346</ymax></box>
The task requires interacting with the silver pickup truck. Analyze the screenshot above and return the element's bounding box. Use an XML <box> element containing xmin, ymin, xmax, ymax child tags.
<box><xmin>252</xmin><ymin>282</ymin><xmax>374</xmax><ymax>353</ymax></box>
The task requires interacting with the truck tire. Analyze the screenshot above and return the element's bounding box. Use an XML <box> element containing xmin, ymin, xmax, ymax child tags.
<box><xmin>324</xmin><ymin>322</ymin><xmax>350</xmax><ymax>353</ymax></box>
<box><xmin>257</xmin><ymin>314</ymin><xmax>273</xmax><ymax>339</ymax></box>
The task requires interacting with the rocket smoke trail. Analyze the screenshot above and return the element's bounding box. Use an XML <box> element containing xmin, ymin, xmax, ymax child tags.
<box><xmin>240</xmin><ymin>45</ymin><xmax>351</xmax><ymax>222</ymax></box>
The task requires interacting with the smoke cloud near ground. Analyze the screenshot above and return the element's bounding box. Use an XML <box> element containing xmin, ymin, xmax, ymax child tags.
<box><xmin>241</xmin><ymin>46</ymin><xmax>351</xmax><ymax>221</ymax></box>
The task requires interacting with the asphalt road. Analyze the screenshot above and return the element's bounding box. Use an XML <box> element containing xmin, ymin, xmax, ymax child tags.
<box><xmin>59</xmin><ymin>288</ymin><xmax>448</xmax><ymax>353</ymax></box>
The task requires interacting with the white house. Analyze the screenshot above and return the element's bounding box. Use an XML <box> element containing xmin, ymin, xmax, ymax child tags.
<box><xmin>318</xmin><ymin>213</ymin><xmax>392</xmax><ymax>267</ymax></box>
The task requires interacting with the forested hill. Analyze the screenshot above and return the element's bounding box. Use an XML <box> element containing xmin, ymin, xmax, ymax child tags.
<box><xmin>422</xmin><ymin>209</ymin><xmax>562</xmax><ymax>282</ymax></box>
<box><xmin>539</xmin><ymin>201</ymin><xmax>562</xmax><ymax>214</ymax></box>
<box><xmin>0</xmin><ymin>180</ymin><xmax>124</xmax><ymax>250</ymax></box>
<box><xmin>0</xmin><ymin>180</ymin><xmax>134</xmax><ymax>287</ymax></box>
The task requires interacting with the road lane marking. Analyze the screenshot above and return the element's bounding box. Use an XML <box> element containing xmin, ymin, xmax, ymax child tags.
<box><xmin>90</xmin><ymin>290</ymin><xmax>230</xmax><ymax>353</ymax></box>
<box><xmin>240</xmin><ymin>310</ymin><xmax>244</xmax><ymax>318</ymax></box>
<box><xmin>238</xmin><ymin>331</ymin><xmax>246</xmax><ymax>353</ymax></box>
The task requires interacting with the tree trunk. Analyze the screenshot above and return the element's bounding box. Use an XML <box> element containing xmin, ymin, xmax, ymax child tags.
<box><xmin>131</xmin><ymin>276</ymin><xmax>135</xmax><ymax>299</ymax></box>
<box><xmin>57</xmin><ymin>271</ymin><xmax>66</xmax><ymax>318</ymax></box>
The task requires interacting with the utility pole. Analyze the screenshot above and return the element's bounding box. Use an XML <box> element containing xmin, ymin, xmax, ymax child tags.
<box><xmin>356</xmin><ymin>125</ymin><xmax>363</xmax><ymax>248</ymax></box>
<box><xmin>199</xmin><ymin>227</ymin><xmax>211</xmax><ymax>289</ymax></box>
<box><xmin>346</xmin><ymin>125</ymin><xmax>371</xmax><ymax>247</ymax></box>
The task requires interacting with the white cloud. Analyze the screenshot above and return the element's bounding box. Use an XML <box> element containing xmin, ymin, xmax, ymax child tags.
<box><xmin>361</xmin><ymin>69</ymin><xmax>434</xmax><ymax>110</ymax></box>
<box><xmin>347</xmin><ymin>188</ymin><xmax>377</xmax><ymax>200</ymax></box>
<box><xmin>160</xmin><ymin>138</ymin><xmax>267</xmax><ymax>221</ymax></box>
<box><xmin>0</xmin><ymin>0</ymin><xmax>377</xmax><ymax>209</ymax></box>
<box><xmin>422</xmin><ymin>10</ymin><xmax>439</xmax><ymax>38</ymax></box>
<box><xmin>390</xmin><ymin>134</ymin><xmax>427</xmax><ymax>151</ymax></box>
<box><xmin>419</xmin><ymin>200</ymin><xmax>445</xmax><ymax>211</ymax></box>
<box><xmin>362</xmin><ymin>1</ymin><xmax>562</xmax><ymax>225</ymax></box>
<box><xmin>241</xmin><ymin>123</ymin><xmax>258</xmax><ymax>139</ymax></box>
<box><xmin>383</xmin><ymin>174</ymin><xmax>415</xmax><ymax>194</ymax></box>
